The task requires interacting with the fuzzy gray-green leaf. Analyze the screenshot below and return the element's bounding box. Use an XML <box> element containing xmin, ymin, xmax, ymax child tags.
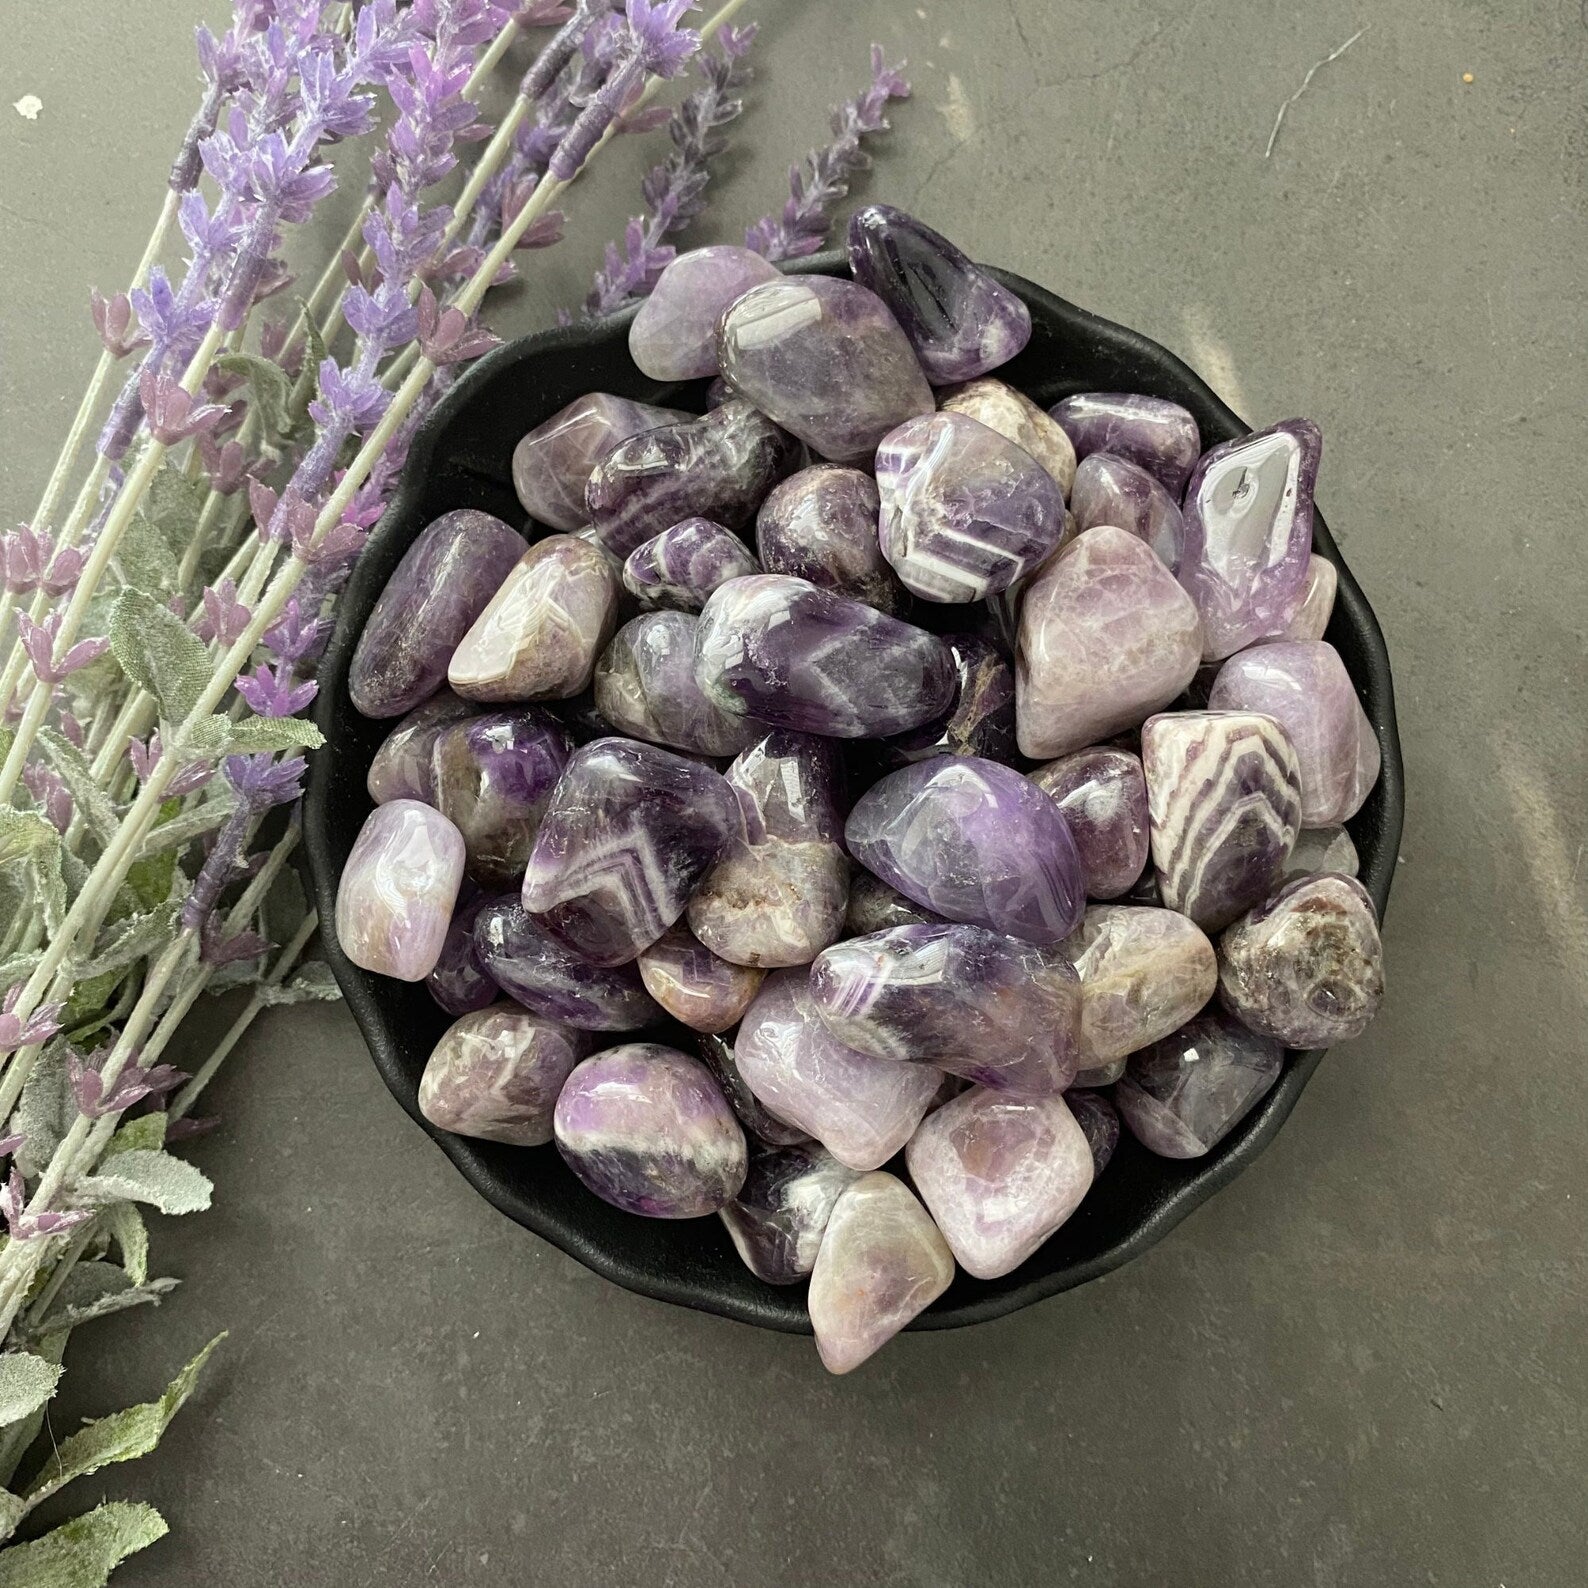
<box><xmin>107</xmin><ymin>589</ymin><xmax>209</xmax><ymax>726</ymax></box>
<box><xmin>0</xmin><ymin>812</ymin><xmax>58</xmax><ymax>871</ymax></box>
<box><xmin>37</xmin><ymin>730</ymin><xmax>120</xmax><ymax>850</ymax></box>
<box><xmin>19</xmin><ymin>1279</ymin><xmax>179</xmax><ymax>1349</ymax></box>
<box><xmin>0</xmin><ymin>1500</ymin><xmax>169</xmax><ymax>1583</ymax></box>
<box><xmin>73</xmin><ymin>897</ymin><xmax>183</xmax><ymax>983</ymax></box>
<box><xmin>215</xmin><ymin>351</ymin><xmax>293</xmax><ymax>438</ymax></box>
<box><xmin>100</xmin><ymin>1203</ymin><xmax>149</xmax><ymax>1285</ymax></box>
<box><xmin>74</xmin><ymin>1149</ymin><xmax>211</xmax><ymax>1215</ymax></box>
<box><xmin>15</xmin><ymin>1045</ymin><xmax>72</xmax><ymax>1178</ymax></box>
<box><xmin>113</xmin><ymin>514</ymin><xmax>181</xmax><ymax>595</ymax></box>
<box><xmin>257</xmin><ymin>961</ymin><xmax>340</xmax><ymax>1006</ymax></box>
<box><xmin>103</xmin><ymin>1114</ymin><xmax>166</xmax><ymax>1159</ymax></box>
<box><xmin>140</xmin><ymin>465</ymin><xmax>206</xmax><ymax>550</ymax></box>
<box><xmin>0</xmin><ymin>1353</ymin><xmax>62</xmax><ymax>1427</ymax></box>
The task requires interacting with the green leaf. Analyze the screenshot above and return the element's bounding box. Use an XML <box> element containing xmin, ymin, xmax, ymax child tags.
<box><xmin>0</xmin><ymin>948</ymin><xmax>41</xmax><ymax>992</ymax></box>
<box><xmin>0</xmin><ymin>1353</ymin><xmax>62</xmax><ymax>1427</ymax></box>
<box><xmin>36</xmin><ymin>731</ymin><xmax>120</xmax><ymax>851</ymax></box>
<box><xmin>34</xmin><ymin>845</ymin><xmax>69</xmax><ymax>938</ymax></box>
<box><xmin>139</xmin><ymin>466</ymin><xmax>206</xmax><ymax>551</ymax></box>
<box><xmin>73</xmin><ymin>899</ymin><xmax>183</xmax><ymax>983</ymax></box>
<box><xmin>100</xmin><ymin>1204</ymin><xmax>148</xmax><ymax>1286</ymax></box>
<box><xmin>60</xmin><ymin>969</ymin><xmax>126</xmax><ymax>1041</ymax></box>
<box><xmin>107</xmin><ymin>590</ymin><xmax>209</xmax><ymax>727</ymax></box>
<box><xmin>15</xmin><ymin>1047</ymin><xmax>71</xmax><ymax>1178</ymax></box>
<box><xmin>257</xmin><ymin>962</ymin><xmax>340</xmax><ymax>1007</ymax></box>
<box><xmin>74</xmin><ymin>1150</ymin><xmax>211</xmax><ymax>1216</ymax></box>
<box><xmin>102</xmin><ymin>1115</ymin><xmax>166</xmax><ymax>1159</ymax></box>
<box><xmin>216</xmin><ymin>351</ymin><xmax>294</xmax><ymax>439</ymax></box>
<box><xmin>20</xmin><ymin>1279</ymin><xmax>179</xmax><ymax>1350</ymax></box>
<box><xmin>0</xmin><ymin>812</ymin><xmax>58</xmax><ymax>871</ymax></box>
<box><xmin>130</xmin><ymin>795</ymin><xmax>232</xmax><ymax>864</ymax></box>
<box><xmin>0</xmin><ymin>1493</ymin><xmax>22</xmax><ymax>1547</ymax></box>
<box><xmin>21</xmin><ymin>1334</ymin><xmax>224</xmax><ymax>1506</ymax></box>
<box><xmin>112</xmin><ymin>515</ymin><xmax>180</xmax><ymax>596</ymax></box>
<box><xmin>224</xmin><ymin>715</ymin><xmax>324</xmax><ymax>753</ymax></box>
<box><xmin>0</xmin><ymin>1501</ymin><xmax>169</xmax><ymax>1584</ymax></box>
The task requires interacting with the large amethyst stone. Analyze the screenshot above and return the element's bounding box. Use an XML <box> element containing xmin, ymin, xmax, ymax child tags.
<box><xmin>719</xmin><ymin>1143</ymin><xmax>859</xmax><ymax>1285</ymax></box>
<box><xmin>628</xmin><ymin>246</ymin><xmax>781</xmax><ymax>381</ymax></box>
<box><xmin>940</xmin><ymin>378</ymin><xmax>1077</xmax><ymax>498</ymax></box>
<box><xmin>885</xmin><ymin>633</ymin><xmax>1015</xmax><ymax>766</ymax></box>
<box><xmin>621</xmin><ymin>518</ymin><xmax>760</xmax><ymax>613</ymax></box>
<box><xmin>1049</xmin><ymin>392</ymin><xmax>1200</xmax><ymax>498</ymax></box>
<box><xmin>1069</xmin><ymin>451</ymin><xmax>1185</xmax><ymax>572</ymax></box>
<box><xmin>366</xmin><ymin>690</ymin><xmax>476</xmax><ymax>805</ymax></box>
<box><xmin>755</xmin><ymin>466</ymin><xmax>907</xmax><ymax>614</ymax></box>
<box><xmin>1029</xmin><ymin>747</ymin><xmax>1150</xmax><ymax>900</ymax></box>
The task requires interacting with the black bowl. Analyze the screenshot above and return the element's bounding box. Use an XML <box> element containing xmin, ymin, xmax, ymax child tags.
<box><xmin>304</xmin><ymin>254</ymin><xmax>1404</xmax><ymax>1334</ymax></box>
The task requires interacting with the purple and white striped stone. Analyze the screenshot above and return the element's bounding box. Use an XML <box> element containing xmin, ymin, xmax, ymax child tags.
<box><xmin>885</xmin><ymin>633</ymin><xmax>1016</xmax><ymax>767</ymax></box>
<box><xmin>1029</xmin><ymin>747</ymin><xmax>1151</xmax><ymax>901</ymax></box>
<box><xmin>366</xmin><ymin>690</ymin><xmax>475</xmax><ymax>805</ymax></box>
<box><xmin>940</xmin><ymin>378</ymin><xmax>1077</xmax><ymax>498</ymax></box>
<box><xmin>1069</xmin><ymin>451</ymin><xmax>1185</xmax><ymax>572</ymax></box>
<box><xmin>627</xmin><ymin>246</ymin><xmax>781</xmax><ymax>381</ymax></box>
<box><xmin>635</xmin><ymin>922</ymin><xmax>764</xmax><ymax>1034</ymax></box>
<box><xmin>755</xmin><ymin>466</ymin><xmax>908</xmax><ymax>615</ymax></box>
<box><xmin>1049</xmin><ymin>392</ymin><xmax>1201</xmax><ymax>498</ymax></box>
<box><xmin>1065</xmin><ymin>1089</ymin><xmax>1121</xmax><ymax>1174</ymax></box>
<box><xmin>426</xmin><ymin>890</ymin><xmax>502</xmax><ymax>1017</ymax></box>
<box><xmin>695</xmin><ymin>1031</ymin><xmax>811</xmax><ymax>1148</ymax></box>
<box><xmin>719</xmin><ymin>1143</ymin><xmax>859</xmax><ymax>1285</ymax></box>
<box><xmin>621</xmin><ymin>517</ymin><xmax>760</xmax><ymax>612</ymax></box>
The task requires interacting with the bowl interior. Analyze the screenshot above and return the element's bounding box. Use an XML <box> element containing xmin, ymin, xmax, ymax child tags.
<box><xmin>303</xmin><ymin>254</ymin><xmax>1404</xmax><ymax>1333</ymax></box>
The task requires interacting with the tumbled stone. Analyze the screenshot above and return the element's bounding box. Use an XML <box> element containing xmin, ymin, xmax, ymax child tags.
<box><xmin>418</xmin><ymin>1004</ymin><xmax>588</xmax><ymax>1146</ymax></box>
<box><xmin>905</xmin><ymin>1087</ymin><xmax>1093</xmax><ymax>1279</ymax></box>
<box><xmin>734</xmin><ymin>970</ymin><xmax>941</xmax><ymax>1171</ymax></box>
<box><xmin>755</xmin><ymin>465</ymin><xmax>907</xmax><ymax>614</ymax></box>
<box><xmin>431</xmin><ymin>709</ymin><xmax>573</xmax><ymax>887</ymax></box>
<box><xmin>1015</xmin><ymin>525</ymin><xmax>1203</xmax><ymax>759</ymax></box>
<box><xmin>349</xmin><ymin>510</ymin><xmax>525</xmax><ymax>718</ymax></box>
<box><xmin>1142</xmin><ymin>711</ymin><xmax>1304</xmax><ymax>931</ymax></box>
<box><xmin>1069</xmin><ymin>451</ymin><xmax>1185</xmax><ymax>572</ymax></box>
<box><xmin>1208</xmin><ymin>640</ymin><xmax>1380</xmax><ymax>827</ymax></box>
<box><xmin>1282</xmin><ymin>824</ymin><xmax>1360</xmax><ymax>881</ymax></box>
<box><xmin>554</xmin><ymin>1044</ymin><xmax>747</xmax><ymax>1217</ymax></box>
<box><xmin>628</xmin><ymin>246</ymin><xmax>781</xmax><ymax>381</ymax></box>
<box><xmin>809</xmin><ymin>924</ymin><xmax>1081</xmax><ymax>1094</ymax></box>
<box><xmin>1116</xmin><ymin>1011</ymin><xmax>1283</xmax><ymax>1159</ymax></box>
<box><xmin>593</xmin><ymin>611</ymin><xmax>760</xmax><ymax>757</ymax></box>
<box><xmin>843</xmin><ymin>870</ymin><xmax>945</xmax><ymax>935</ymax></box>
<box><xmin>1065</xmin><ymin>1089</ymin><xmax>1121</xmax><ymax>1174</ymax></box>
<box><xmin>426</xmin><ymin>890</ymin><xmax>501</xmax><ymax>1016</ymax></box>
<box><xmin>808</xmin><ymin>1171</ymin><xmax>954</xmax><ymax>1374</ymax></box>
<box><xmin>1180</xmin><ymin>418</ymin><xmax>1322</xmax><ymax>660</ymax></box>
<box><xmin>1029</xmin><ymin>747</ymin><xmax>1150</xmax><ymax>900</ymax></box>
<box><xmin>846</xmin><ymin>755</ymin><xmax>1085</xmax><ymax>944</ymax></box>
<box><xmin>335</xmin><ymin>799</ymin><xmax>465</xmax><ymax>981</ymax></box>
<box><xmin>448</xmin><ymin>535</ymin><xmax>620</xmax><ymax>703</ymax></box>
<box><xmin>695</xmin><ymin>1032</ymin><xmax>810</xmax><ymax>1147</ymax></box>
<box><xmin>366</xmin><ymin>690</ymin><xmax>476</xmax><ymax>805</ymax></box>
<box><xmin>688</xmin><ymin>731</ymin><xmax>848</xmax><ymax>968</ymax></box>
<box><xmin>1062</xmin><ymin>906</ymin><xmax>1219</xmax><ymax>1081</ymax></box>
<box><xmin>1218</xmin><ymin>873</ymin><xmax>1384</xmax><ymax>1047</ymax></box>
<box><xmin>636</xmin><ymin>922</ymin><xmax>764</xmax><ymax>1034</ymax></box>
<box><xmin>621</xmin><ymin>518</ymin><xmax>760</xmax><ymax>612</ymax></box>
<box><xmin>521</xmin><ymin>737</ymin><xmax>737</xmax><ymax>965</ymax></box>
<box><xmin>847</xmin><ymin>204</ymin><xmax>1032</xmax><ymax>384</ymax></box>
<box><xmin>512</xmin><ymin>393</ymin><xmax>688</xmax><ymax>531</ymax></box>
<box><xmin>719</xmin><ymin>1143</ymin><xmax>859</xmax><ymax>1284</ymax></box>
<box><xmin>474</xmin><ymin>897</ymin><xmax>661</xmax><ymax>1029</ymax></box>
<box><xmin>1278</xmin><ymin>553</ymin><xmax>1337</xmax><ymax>642</ymax></box>
<box><xmin>694</xmin><ymin>574</ymin><xmax>955</xmax><ymax>738</ymax></box>
<box><xmin>941</xmin><ymin>378</ymin><xmax>1077</xmax><ymax>497</ymax></box>
<box><xmin>885</xmin><ymin>633</ymin><xmax>1015</xmax><ymax>766</ymax></box>
<box><xmin>717</xmin><ymin>275</ymin><xmax>933</xmax><ymax>461</ymax></box>
<box><xmin>586</xmin><ymin>399</ymin><xmax>799</xmax><ymax>559</ymax></box>
<box><xmin>876</xmin><ymin>412</ymin><xmax>1065</xmax><ymax>602</ymax></box>
<box><xmin>1049</xmin><ymin>392</ymin><xmax>1201</xmax><ymax>498</ymax></box>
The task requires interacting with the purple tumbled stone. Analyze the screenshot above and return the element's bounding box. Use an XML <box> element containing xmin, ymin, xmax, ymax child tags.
<box><xmin>1029</xmin><ymin>747</ymin><xmax>1150</xmax><ymax>900</ymax></box>
<box><xmin>628</xmin><ymin>246</ymin><xmax>782</xmax><ymax>381</ymax></box>
<box><xmin>846</xmin><ymin>204</ymin><xmax>1032</xmax><ymax>384</ymax></box>
<box><xmin>554</xmin><ymin>1044</ymin><xmax>747</xmax><ymax>1218</ymax></box>
<box><xmin>1116</xmin><ymin>1011</ymin><xmax>1283</xmax><ymax>1159</ymax></box>
<box><xmin>694</xmin><ymin>574</ymin><xmax>955</xmax><ymax>738</ymax></box>
<box><xmin>594</xmin><ymin>611</ymin><xmax>760</xmax><ymax>757</ymax></box>
<box><xmin>1142</xmin><ymin>711</ymin><xmax>1304</xmax><ymax>932</ymax></box>
<box><xmin>876</xmin><ymin>412</ymin><xmax>1065</xmax><ymax>602</ymax></box>
<box><xmin>335</xmin><ymin>800</ymin><xmax>465</xmax><ymax>981</ymax></box>
<box><xmin>846</xmin><ymin>755</ymin><xmax>1085</xmax><ymax>945</ymax></box>
<box><xmin>1065</xmin><ymin>1089</ymin><xmax>1121</xmax><ymax>1175</ymax></box>
<box><xmin>695</xmin><ymin>1032</ymin><xmax>810</xmax><ymax>1147</ymax></box>
<box><xmin>733</xmin><ymin>970</ymin><xmax>941</xmax><ymax>1172</ymax></box>
<box><xmin>808</xmin><ymin>1171</ymin><xmax>954</xmax><ymax>1374</ymax></box>
<box><xmin>809</xmin><ymin>923</ymin><xmax>1081</xmax><ymax>1095</ymax></box>
<box><xmin>1208</xmin><ymin>640</ymin><xmax>1380</xmax><ymax>827</ymax></box>
<box><xmin>448</xmin><ymin>535</ymin><xmax>621</xmax><ymax>703</ymax></box>
<box><xmin>418</xmin><ymin>1004</ymin><xmax>588</xmax><ymax>1146</ymax></box>
<box><xmin>1282</xmin><ymin>824</ymin><xmax>1359</xmax><ymax>881</ymax></box>
<box><xmin>621</xmin><ymin>517</ymin><xmax>760</xmax><ymax>612</ymax></box>
<box><xmin>886</xmin><ymin>633</ymin><xmax>1015</xmax><ymax>766</ymax></box>
<box><xmin>906</xmin><ymin>1087</ymin><xmax>1093</xmax><ymax>1279</ymax></box>
<box><xmin>366</xmin><ymin>690</ymin><xmax>476</xmax><ymax>805</ymax></box>
<box><xmin>349</xmin><ymin>510</ymin><xmax>525</xmax><ymax>718</ymax></box>
<box><xmin>755</xmin><ymin>466</ymin><xmax>908</xmax><ymax>614</ymax></box>
<box><xmin>1069</xmin><ymin>451</ymin><xmax>1185</xmax><ymax>572</ymax></box>
<box><xmin>1179</xmin><ymin>418</ymin><xmax>1322</xmax><ymax>660</ymax></box>
<box><xmin>719</xmin><ymin>1143</ymin><xmax>859</xmax><ymax>1285</ymax></box>
<box><xmin>1015</xmin><ymin>524</ymin><xmax>1204</xmax><ymax>760</ymax></box>
<box><xmin>1049</xmin><ymin>392</ymin><xmax>1201</xmax><ymax>498</ymax></box>
<box><xmin>636</xmin><ymin>922</ymin><xmax>764</xmax><ymax>1034</ymax></box>
<box><xmin>1218</xmin><ymin>873</ymin><xmax>1384</xmax><ymax>1047</ymax></box>
<box><xmin>585</xmin><ymin>399</ymin><xmax>799</xmax><ymax>559</ymax></box>
<box><xmin>940</xmin><ymin>378</ymin><xmax>1077</xmax><ymax>498</ymax></box>
<box><xmin>431</xmin><ymin>708</ymin><xmax>573</xmax><ymax>887</ymax></box>
<box><xmin>474</xmin><ymin>897</ymin><xmax>661</xmax><ymax>1029</ymax></box>
<box><xmin>426</xmin><ymin>890</ymin><xmax>501</xmax><ymax>1016</ymax></box>
<box><xmin>521</xmin><ymin>737</ymin><xmax>737</xmax><ymax>965</ymax></box>
<box><xmin>512</xmin><ymin>393</ymin><xmax>688</xmax><ymax>531</ymax></box>
<box><xmin>1277</xmin><ymin>553</ymin><xmax>1337</xmax><ymax>642</ymax></box>
<box><xmin>843</xmin><ymin>870</ymin><xmax>945</xmax><ymax>935</ymax></box>
<box><xmin>688</xmin><ymin>731</ymin><xmax>848</xmax><ymax>968</ymax></box>
<box><xmin>716</xmin><ymin>275</ymin><xmax>933</xmax><ymax>461</ymax></box>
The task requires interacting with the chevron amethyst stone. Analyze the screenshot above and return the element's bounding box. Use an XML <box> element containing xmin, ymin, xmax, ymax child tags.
<box><xmin>366</xmin><ymin>689</ymin><xmax>476</xmax><ymax>805</ymax></box>
<box><xmin>809</xmin><ymin>923</ymin><xmax>1081</xmax><ymax>1094</ymax></box>
<box><xmin>885</xmin><ymin>633</ymin><xmax>1015</xmax><ymax>766</ymax></box>
<box><xmin>425</xmin><ymin>890</ymin><xmax>499</xmax><ymax>1016</ymax></box>
<box><xmin>940</xmin><ymin>378</ymin><xmax>1077</xmax><ymax>498</ymax></box>
<box><xmin>1065</xmin><ymin>1089</ymin><xmax>1121</xmax><ymax>1174</ymax></box>
<box><xmin>521</xmin><ymin>738</ymin><xmax>738</xmax><ymax>965</ymax></box>
<box><xmin>1141</xmin><ymin>711</ymin><xmax>1304</xmax><ymax>932</ymax></box>
<box><xmin>1069</xmin><ymin>451</ymin><xmax>1185</xmax><ymax>572</ymax></box>
<box><xmin>554</xmin><ymin>1045</ymin><xmax>747</xmax><ymax>1218</ymax></box>
<box><xmin>1049</xmin><ymin>392</ymin><xmax>1201</xmax><ymax>498</ymax></box>
<box><xmin>719</xmin><ymin>1143</ymin><xmax>859</xmax><ymax>1285</ymax></box>
<box><xmin>1029</xmin><ymin>747</ymin><xmax>1150</xmax><ymax>900</ymax></box>
<box><xmin>627</xmin><ymin>245</ymin><xmax>780</xmax><ymax>381</ymax></box>
<box><xmin>1180</xmin><ymin>418</ymin><xmax>1322</xmax><ymax>660</ymax></box>
<box><xmin>876</xmin><ymin>411</ymin><xmax>1065</xmax><ymax>602</ymax></box>
<box><xmin>635</xmin><ymin>922</ymin><xmax>764</xmax><ymax>1034</ymax></box>
<box><xmin>621</xmin><ymin>518</ymin><xmax>760</xmax><ymax>612</ymax></box>
<box><xmin>694</xmin><ymin>1032</ymin><xmax>810</xmax><ymax>1148</ymax></box>
<box><xmin>754</xmin><ymin>466</ymin><xmax>907</xmax><ymax>614</ymax></box>
<box><xmin>845</xmin><ymin>755</ymin><xmax>1085</xmax><ymax>944</ymax></box>
<box><xmin>693</xmin><ymin>575</ymin><xmax>955</xmax><ymax>738</ymax></box>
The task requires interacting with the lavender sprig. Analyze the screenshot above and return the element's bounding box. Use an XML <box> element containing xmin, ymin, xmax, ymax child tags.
<box><xmin>745</xmin><ymin>43</ymin><xmax>909</xmax><ymax>261</ymax></box>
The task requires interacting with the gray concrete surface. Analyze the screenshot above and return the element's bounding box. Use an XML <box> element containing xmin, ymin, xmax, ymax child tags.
<box><xmin>3</xmin><ymin>1</ymin><xmax>1586</xmax><ymax>1583</ymax></box>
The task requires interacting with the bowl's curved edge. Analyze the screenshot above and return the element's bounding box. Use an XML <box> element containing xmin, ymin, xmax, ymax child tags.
<box><xmin>303</xmin><ymin>255</ymin><xmax>1404</xmax><ymax>1337</ymax></box>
